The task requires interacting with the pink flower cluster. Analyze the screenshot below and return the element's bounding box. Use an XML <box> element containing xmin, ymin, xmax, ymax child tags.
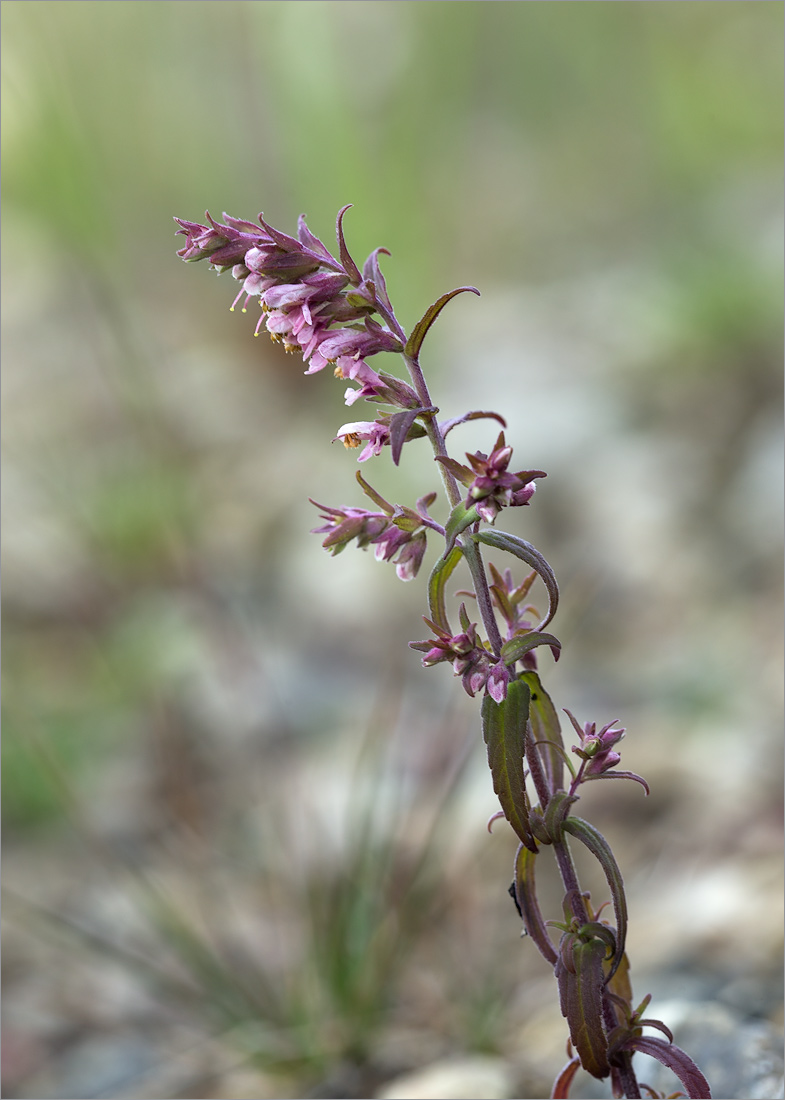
<box><xmin>410</xmin><ymin>608</ymin><xmax>511</xmax><ymax>702</ymax></box>
<box><xmin>311</xmin><ymin>501</ymin><xmax>427</xmax><ymax>581</ymax></box>
<box><xmin>175</xmin><ymin>210</ymin><xmax>415</xmax><ymax>412</ymax></box>
<box><xmin>437</xmin><ymin>432</ymin><xmax>546</xmax><ymax>524</ymax></box>
<box><xmin>564</xmin><ymin>711</ymin><xmax>626</xmax><ymax>776</ymax></box>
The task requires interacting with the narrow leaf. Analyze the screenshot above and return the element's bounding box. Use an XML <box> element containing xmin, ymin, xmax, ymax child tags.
<box><xmin>355</xmin><ymin>470</ymin><xmax>393</xmax><ymax>514</ymax></box>
<box><xmin>544</xmin><ymin>790</ymin><xmax>578</xmax><ymax>843</ymax></box>
<box><xmin>444</xmin><ymin>500</ymin><xmax>480</xmax><ymax>551</ymax></box>
<box><xmin>427</xmin><ymin>545</ymin><xmax>463</xmax><ymax>633</ymax></box>
<box><xmin>440</xmin><ymin>409</ymin><xmax>508</xmax><ymax>438</ymax></box>
<box><xmin>562</xmin><ymin>817</ymin><xmax>627</xmax><ymax>981</ymax></box>
<box><xmin>604</xmin><ymin>951</ymin><xmax>633</xmax><ymax>1026</ymax></box>
<box><xmin>622</xmin><ymin>1036</ymin><xmax>712</xmax><ymax>1099</ymax></box>
<box><xmin>470</xmin><ymin>529</ymin><xmax>559</xmax><ymax>630</ymax></box>
<box><xmin>388</xmin><ymin>408</ymin><xmax>425</xmax><ymax>466</ymax></box>
<box><xmin>362</xmin><ymin>247</ymin><xmax>392</xmax><ymax>311</ymax></box>
<box><xmin>257</xmin><ymin>213</ymin><xmax>306</xmax><ymax>253</ymax></box>
<box><xmin>297</xmin><ymin>214</ymin><xmax>336</xmax><ymax>263</ymax></box>
<box><xmin>570</xmin><ymin>937</ymin><xmax>611</xmax><ymax>1079</ymax></box>
<box><xmin>550</xmin><ymin>1056</ymin><xmax>581</xmax><ymax>1099</ymax></box>
<box><xmin>500</xmin><ymin>631</ymin><xmax>562</xmax><ymax>666</ymax></box>
<box><xmin>521</xmin><ymin>671</ymin><xmax>565</xmax><ymax>793</ymax></box>
<box><xmin>335</xmin><ymin>205</ymin><xmax>362</xmax><ymax>284</ymax></box>
<box><xmin>583</xmin><ymin>770</ymin><xmax>651</xmax><ymax>796</ymax></box>
<box><xmin>405</xmin><ymin>286</ymin><xmax>480</xmax><ymax>360</ymax></box>
<box><xmin>514</xmin><ymin>843</ymin><xmax>558</xmax><ymax>964</ymax></box>
<box><xmin>481</xmin><ymin>679</ymin><xmax>536</xmax><ymax>851</ymax></box>
<box><xmin>434</xmin><ymin>453</ymin><xmax>474</xmax><ymax>486</ymax></box>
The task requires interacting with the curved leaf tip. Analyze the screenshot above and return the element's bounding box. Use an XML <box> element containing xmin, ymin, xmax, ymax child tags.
<box><xmin>335</xmin><ymin>205</ymin><xmax>361</xmax><ymax>283</ymax></box>
<box><xmin>405</xmin><ymin>286</ymin><xmax>481</xmax><ymax>360</ymax></box>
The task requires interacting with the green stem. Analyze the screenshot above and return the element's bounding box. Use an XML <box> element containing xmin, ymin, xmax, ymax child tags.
<box><xmin>400</xmin><ymin>349</ymin><xmax>504</xmax><ymax>656</ymax></box>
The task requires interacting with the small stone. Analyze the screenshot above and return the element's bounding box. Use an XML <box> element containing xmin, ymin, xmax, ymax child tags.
<box><xmin>375</xmin><ymin>1054</ymin><xmax>513</xmax><ymax>1100</ymax></box>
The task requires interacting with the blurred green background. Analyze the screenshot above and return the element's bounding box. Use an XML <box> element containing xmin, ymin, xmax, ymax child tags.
<box><xmin>2</xmin><ymin>3</ymin><xmax>782</xmax><ymax>1098</ymax></box>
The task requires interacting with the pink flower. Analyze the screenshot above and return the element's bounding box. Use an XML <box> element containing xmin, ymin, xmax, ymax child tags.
<box><xmin>564</xmin><ymin>710</ymin><xmax>626</xmax><ymax>775</ymax></box>
<box><xmin>310</xmin><ymin>502</ymin><xmax>428</xmax><ymax>581</ymax></box>
<box><xmin>334</xmin><ymin>420</ymin><xmax>391</xmax><ymax>462</ymax></box>
<box><xmin>437</xmin><ymin>432</ymin><xmax>546</xmax><ymax>524</ymax></box>
<box><xmin>409</xmin><ymin>612</ymin><xmax>509</xmax><ymax>700</ymax></box>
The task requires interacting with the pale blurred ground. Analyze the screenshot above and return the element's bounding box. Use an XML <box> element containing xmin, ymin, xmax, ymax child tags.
<box><xmin>1</xmin><ymin>4</ymin><xmax>783</xmax><ymax>1099</ymax></box>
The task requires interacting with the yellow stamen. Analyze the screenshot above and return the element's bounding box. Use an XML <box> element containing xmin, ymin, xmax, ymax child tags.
<box><xmin>342</xmin><ymin>433</ymin><xmax>361</xmax><ymax>449</ymax></box>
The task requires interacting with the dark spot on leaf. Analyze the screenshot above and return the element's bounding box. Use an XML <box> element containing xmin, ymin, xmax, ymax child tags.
<box><xmin>508</xmin><ymin>881</ymin><xmax>523</xmax><ymax>919</ymax></box>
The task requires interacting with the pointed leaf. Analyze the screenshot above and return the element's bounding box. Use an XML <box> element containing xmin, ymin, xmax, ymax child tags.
<box><xmin>501</xmin><ymin>631</ymin><xmax>562</xmax><ymax>666</ymax></box>
<box><xmin>256</xmin><ymin>213</ymin><xmax>304</xmax><ymax>252</ymax></box>
<box><xmin>550</xmin><ymin>1056</ymin><xmax>581</xmax><ymax>1099</ymax></box>
<box><xmin>604</xmin><ymin>951</ymin><xmax>633</xmax><ymax>1028</ymax></box>
<box><xmin>434</xmin><ymin>453</ymin><xmax>475</xmax><ymax>487</ymax></box>
<box><xmin>388</xmin><ymin>408</ymin><xmax>426</xmax><ymax>466</ymax></box>
<box><xmin>544</xmin><ymin>790</ymin><xmax>578</xmax><ymax>843</ymax></box>
<box><xmin>621</xmin><ymin>1036</ymin><xmax>712</xmax><ymax>1099</ymax></box>
<box><xmin>416</xmin><ymin>490</ymin><xmax>438</xmax><ymax>518</ymax></box>
<box><xmin>470</xmin><ymin>529</ymin><xmax>559</xmax><ymax>630</ymax></box>
<box><xmin>556</xmin><ymin>933</ymin><xmax>610</xmax><ymax>1079</ymax></box>
<box><xmin>405</xmin><ymin>286</ymin><xmax>481</xmax><ymax>360</ymax></box>
<box><xmin>636</xmin><ymin>1016</ymin><xmax>674</xmax><ymax>1043</ymax></box>
<box><xmin>444</xmin><ymin>500</ymin><xmax>480</xmax><ymax>551</ymax></box>
<box><xmin>482</xmin><ymin>679</ymin><xmax>536</xmax><ymax>851</ymax></box>
<box><xmin>355</xmin><ymin>470</ymin><xmax>393</xmax><ymax>514</ymax></box>
<box><xmin>440</xmin><ymin>409</ymin><xmax>508</xmax><ymax>438</ymax></box>
<box><xmin>297</xmin><ymin>214</ymin><xmax>336</xmax><ymax>263</ymax></box>
<box><xmin>562</xmin><ymin>816</ymin><xmax>627</xmax><ymax>981</ymax></box>
<box><xmin>583</xmin><ymin>770</ymin><xmax>651</xmax><ymax>796</ymax></box>
<box><xmin>335</xmin><ymin>205</ymin><xmax>362</xmax><ymax>284</ymax></box>
<box><xmin>427</xmin><ymin>545</ymin><xmax>464</xmax><ymax>634</ymax></box>
<box><xmin>362</xmin><ymin>247</ymin><xmax>393</xmax><ymax>311</ymax></box>
<box><xmin>521</xmin><ymin>671</ymin><xmax>565</xmax><ymax>793</ymax></box>
<box><xmin>514</xmin><ymin>843</ymin><xmax>558</xmax><ymax>964</ymax></box>
<box><xmin>573</xmin><ymin>938</ymin><xmax>611</xmax><ymax>1078</ymax></box>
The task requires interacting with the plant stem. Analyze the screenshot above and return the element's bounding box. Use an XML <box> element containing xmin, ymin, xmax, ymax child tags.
<box><xmin>552</xmin><ymin>836</ymin><xmax>590</xmax><ymax>926</ymax></box>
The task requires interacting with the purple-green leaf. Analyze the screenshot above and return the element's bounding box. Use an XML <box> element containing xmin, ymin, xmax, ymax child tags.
<box><xmin>544</xmin><ymin>789</ymin><xmax>578</xmax><ymax>843</ymax></box>
<box><xmin>550</xmin><ymin>1056</ymin><xmax>581</xmax><ymax>1099</ymax></box>
<box><xmin>469</xmin><ymin>529</ymin><xmax>559</xmax><ymax>631</ymax></box>
<box><xmin>427</xmin><ymin>545</ymin><xmax>463</xmax><ymax>634</ymax></box>
<box><xmin>355</xmin><ymin>470</ymin><xmax>393</xmax><ymax>514</ymax></box>
<box><xmin>500</xmin><ymin>631</ymin><xmax>562</xmax><ymax>667</ymax></box>
<box><xmin>388</xmin><ymin>408</ymin><xmax>427</xmax><ymax>465</ymax></box>
<box><xmin>405</xmin><ymin>286</ymin><xmax>481</xmax><ymax>360</ymax></box>
<box><xmin>434</xmin><ymin>453</ymin><xmax>475</xmax><ymax>487</ymax></box>
<box><xmin>562</xmin><ymin>816</ymin><xmax>627</xmax><ymax>982</ymax></box>
<box><xmin>582</xmin><ymin>770</ymin><xmax>651</xmax><ymax>796</ymax></box>
<box><xmin>556</xmin><ymin>932</ymin><xmax>611</xmax><ymax>1079</ymax></box>
<box><xmin>513</xmin><ymin>842</ymin><xmax>558</xmax><ymax>963</ymax></box>
<box><xmin>620</xmin><ymin>1036</ymin><xmax>712</xmax><ymax>1099</ymax></box>
<box><xmin>362</xmin><ymin>247</ymin><xmax>393</xmax><ymax>312</ymax></box>
<box><xmin>335</xmin><ymin>205</ymin><xmax>362</xmax><ymax>285</ymax></box>
<box><xmin>440</xmin><ymin>409</ymin><xmax>507</xmax><ymax>438</ymax></box>
<box><xmin>444</xmin><ymin>499</ymin><xmax>480</xmax><ymax>551</ymax></box>
<box><xmin>481</xmin><ymin>678</ymin><xmax>536</xmax><ymax>852</ymax></box>
<box><xmin>520</xmin><ymin>671</ymin><xmax>565</xmax><ymax>793</ymax></box>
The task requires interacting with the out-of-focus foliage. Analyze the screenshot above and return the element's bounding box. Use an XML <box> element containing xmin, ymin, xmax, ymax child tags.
<box><xmin>2</xmin><ymin>4</ymin><xmax>782</xmax><ymax>1098</ymax></box>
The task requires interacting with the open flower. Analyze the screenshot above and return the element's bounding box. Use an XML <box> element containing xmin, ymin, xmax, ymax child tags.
<box><xmin>334</xmin><ymin>420</ymin><xmax>391</xmax><ymax>462</ymax></box>
<box><xmin>176</xmin><ymin>207</ymin><xmax>417</xmax><ymax>415</ymax></box>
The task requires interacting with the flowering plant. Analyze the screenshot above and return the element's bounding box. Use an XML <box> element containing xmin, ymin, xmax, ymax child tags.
<box><xmin>175</xmin><ymin>205</ymin><xmax>711</xmax><ymax>1099</ymax></box>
